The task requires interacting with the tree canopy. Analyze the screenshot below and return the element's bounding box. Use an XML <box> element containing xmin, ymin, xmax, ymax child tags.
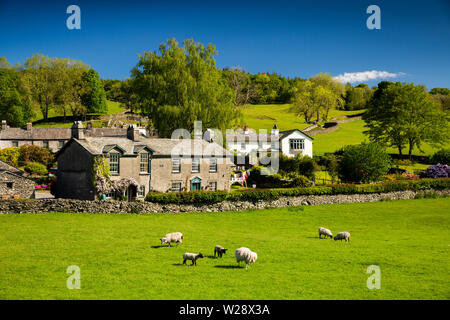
<box><xmin>131</xmin><ymin>38</ymin><xmax>240</xmax><ymax>137</ymax></box>
<box><xmin>364</xmin><ymin>81</ymin><xmax>449</xmax><ymax>157</ymax></box>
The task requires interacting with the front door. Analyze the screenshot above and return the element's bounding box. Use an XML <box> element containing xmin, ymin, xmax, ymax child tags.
<box><xmin>190</xmin><ymin>177</ymin><xmax>202</xmax><ymax>191</ymax></box>
<box><xmin>126</xmin><ymin>185</ymin><xmax>137</xmax><ymax>201</ymax></box>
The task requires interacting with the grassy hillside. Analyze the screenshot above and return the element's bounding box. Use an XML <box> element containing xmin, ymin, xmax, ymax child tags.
<box><xmin>0</xmin><ymin>198</ymin><xmax>449</xmax><ymax>299</ymax></box>
<box><xmin>31</xmin><ymin>100</ymin><xmax>125</xmax><ymax>128</ymax></box>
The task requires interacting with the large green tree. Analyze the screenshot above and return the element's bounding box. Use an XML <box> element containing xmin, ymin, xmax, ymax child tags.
<box><xmin>0</xmin><ymin>68</ymin><xmax>33</xmax><ymax>126</ymax></box>
<box><xmin>20</xmin><ymin>54</ymin><xmax>90</xmax><ymax>121</ymax></box>
<box><xmin>131</xmin><ymin>38</ymin><xmax>239</xmax><ymax>137</ymax></box>
<box><xmin>81</xmin><ymin>69</ymin><xmax>107</xmax><ymax>114</ymax></box>
<box><xmin>290</xmin><ymin>73</ymin><xmax>344</xmax><ymax>122</ymax></box>
<box><xmin>364</xmin><ymin>82</ymin><xmax>449</xmax><ymax>157</ymax></box>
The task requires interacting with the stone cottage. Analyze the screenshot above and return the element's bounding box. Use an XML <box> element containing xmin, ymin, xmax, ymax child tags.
<box><xmin>0</xmin><ymin>160</ymin><xmax>35</xmax><ymax>199</ymax></box>
<box><xmin>55</xmin><ymin>126</ymin><xmax>233</xmax><ymax>201</ymax></box>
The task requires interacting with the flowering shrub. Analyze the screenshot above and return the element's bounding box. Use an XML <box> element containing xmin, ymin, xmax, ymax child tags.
<box><xmin>420</xmin><ymin>164</ymin><xmax>450</xmax><ymax>179</ymax></box>
<box><xmin>401</xmin><ymin>172</ymin><xmax>419</xmax><ymax>180</ymax></box>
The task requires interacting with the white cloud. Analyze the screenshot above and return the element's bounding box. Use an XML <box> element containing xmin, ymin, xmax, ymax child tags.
<box><xmin>333</xmin><ymin>70</ymin><xmax>405</xmax><ymax>84</ymax></box>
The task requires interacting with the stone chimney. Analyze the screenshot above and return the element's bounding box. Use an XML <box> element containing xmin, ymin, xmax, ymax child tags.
<box><xmin>26</xmin><ymin>122</ymin><xmax>32</xmax><ymax>131</ymax></box>
<box><xmin>71</xmin><ymin>121</ymin><xmax>85</xmax><ymax>140</ymax></box>
<box><xmin>271</xmin><ymin>124</ymin><xmax>279</xmax><ymax>135</ymax></box>
<box><xmin>127</xmin><ymin>125</ymin><xmax>141</xmax><ymax>141</ymax></box>
<box><xmin>86</xmin><ymin>120</ymin><xmax>93</xmax><ymax>130</ymax></box>
<box><xmin>243</xmin><ymin>125</ymin><xmax>249</xmax><ymax>135</ymax></box>
<box><xmin>1</xmin><ymin>120</ymin><xmax>7</xmax><ymax>130</ymax></box>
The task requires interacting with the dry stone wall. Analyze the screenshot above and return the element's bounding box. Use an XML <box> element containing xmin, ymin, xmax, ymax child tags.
<box><xmin>0</xmin><ymin>189</ymin><xmax>448</xmax><ymax>214</ymax></box>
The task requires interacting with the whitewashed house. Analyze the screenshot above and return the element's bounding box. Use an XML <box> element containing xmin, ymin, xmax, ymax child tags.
<box><xmin>225</xmin><ymin>125</ymin><xmax>313</xmax><ymax>164</ymax></box>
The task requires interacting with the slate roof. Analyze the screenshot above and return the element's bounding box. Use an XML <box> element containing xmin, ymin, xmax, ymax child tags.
<box><xmin>0</xmin><ymin>127</ymin><xmax>127</xmax><ymax>140</ymax></box>
<box><xmin>0</xmin><ymin>159</ymin><xmax>25</xmax><ymax>175</ymax></box>
<box><xmin>70</xmin><ymin>137</ymin><xmax>233</xmax><ymax>158</ymax></box>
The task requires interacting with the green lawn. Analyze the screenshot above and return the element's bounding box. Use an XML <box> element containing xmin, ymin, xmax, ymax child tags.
<box><xmin>238</xmin><ymin>104</ymin><xmax>361</xmax><ymax>131</ymax></box>
<box><xmin>1</xmin><ymin>198</ymin><xmax>449</xmax><ymax>300</ymax></box>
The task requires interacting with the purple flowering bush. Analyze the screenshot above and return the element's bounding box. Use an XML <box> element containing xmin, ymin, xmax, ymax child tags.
<box><xmin>420</xmin><ymin>164</ymin><xmax>450</xmax><ymax>178</ymax></box>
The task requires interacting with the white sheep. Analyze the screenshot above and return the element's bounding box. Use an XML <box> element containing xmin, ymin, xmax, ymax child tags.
<box><xmin>318</xmin><ymin>227</ymin><xmax>333</xmax><ymax>239</ymax></box>
<box><xmin>183</xmin><ymin>252</ymin><xmax>204</xmax><ymax>266</ymax></box>
<box><xmin>334</xmin><ymin>232</ymin><xmax>350</xmax><ymax>242</ymax></box>
<box><xmin>235</xmin><ymin>247</ymin><xmax>258</xmax><ymax>269</ymax></box>
<box><xmin>160</xmin><ymin>232</ymin><xmax>183</xmax><ymax>246</ymax></box>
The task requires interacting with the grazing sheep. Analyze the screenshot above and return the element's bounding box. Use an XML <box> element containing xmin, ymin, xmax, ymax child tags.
<box><xmin>235</xmin><ymin>247</ymin><xmax>258</xmax><ymax>269</ymax></box>
<box><xmin>214</xmin><ymin>245</ymin><xmax>228</xmax><ymax>258</ymax></box>
<box><xmin>334</xmin><ymin>232</ymin><xmax>351</xmax><ymax>242</ymax></box>
<box><xmin>318</xmin><ymin>227</ymin><xmax>333</xmax><ymax>239</ymax></box>
<box><xmin>183</xmin><ymin>252</ymin><xmax>204</xmax><ymax>266</ymax></box>
<box><xmin>160</xmin><ymin>232</ymin><xmax>183</xmax><ymax>246</ymax></box>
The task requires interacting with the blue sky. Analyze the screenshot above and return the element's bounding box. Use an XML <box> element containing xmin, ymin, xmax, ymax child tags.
<box><xmin>1</xmin><ymin>0</ymin><xmax>449</xmax><ymax>89</ymax></box>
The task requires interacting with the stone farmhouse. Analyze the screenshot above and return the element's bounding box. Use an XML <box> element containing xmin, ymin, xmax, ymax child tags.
<box><xmin>55</xmin><ymin>126</ymin><xmax>233</xmax><ymax>201</ymax></box>
<box><xmin>225</xmin><ymin>124</ymin><xmax>313</xmax><ymax>165</ymax></box>
<box><xmin>0</xmin><ymin>160</ymin><xmax>35</xmax><ymax>199</ymax></box>
<box><xmin>0</xmin><ymin>120</ymin><xmax>128</xmax><ymax>152</ymax></box>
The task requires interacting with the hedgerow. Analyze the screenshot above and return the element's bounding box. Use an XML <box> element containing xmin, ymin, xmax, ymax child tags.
<box><xmin>144</xmin><ymin>178</ymin><xmax>450</xmax><ymax>204</ymax></box>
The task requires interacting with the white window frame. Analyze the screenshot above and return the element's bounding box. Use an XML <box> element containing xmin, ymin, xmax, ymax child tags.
<box><xmin>171</xmin><ymin>182</ymin><xmax>182</xmax><ymax>192</ymax></box>
<box><xmin>137</xmin><ymin>186</ymin><xmax>145</xmax><ymax>197</ymax></box>
<box><xmin>109</xmin><ymin>153</ymin><xmax>120</xmax><ymax>174</ymax></box>
<box><xmin>289</xmin><ymin>139</ymin><xmax>304</xmax><ymax>150</ymax></box>
<box><xmin>192</xmin><ymin>158</ymin><xmax>200</xmax><ymax>173</ymax></box>
<box><xmin>209</xmin><ymin>158</ymin><xmax>217</xmax><ymax>172</ymax></box>
<box><xmin>140</xmin><ymin>153</ymin><xmax>149</xmax><ymax>174</ymax></box>
<box><xmin>209</xmin><ymin>181</ymin><xmax>217</xmax><ymax>191</ymax></box>
<box><xmin>172</xmin><ymin>158</ymin><xmax>181</xmax><ymax>173</ymax></box>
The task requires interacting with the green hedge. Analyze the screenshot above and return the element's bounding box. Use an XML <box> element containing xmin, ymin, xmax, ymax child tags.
<box><xmin>145</xmin><ymin>179</ymin><xmax>450</xmax><ymax>204</ymax></box>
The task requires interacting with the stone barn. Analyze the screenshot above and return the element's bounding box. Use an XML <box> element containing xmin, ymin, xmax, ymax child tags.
<box><xmin>0</xmin><ymin>160</ymin><xmax>35</xmax><ymax>199</ymax></box>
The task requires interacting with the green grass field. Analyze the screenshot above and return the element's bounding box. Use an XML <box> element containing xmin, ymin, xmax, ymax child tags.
<box><xmin>1</xmin><ymin>198</ymin><xmax>449</xmax><ymax>300</ymax></box>
<box><xmin>31</xmin><ymin>101</ymin><xmax>125</xmax><ymax>128</ymax></box>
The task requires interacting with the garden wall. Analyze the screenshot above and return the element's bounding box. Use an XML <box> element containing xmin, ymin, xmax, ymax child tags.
<box><xmin>0</xmin><ymin>189</ymin><xmax>448</xmax><ymax>214</ymax></box>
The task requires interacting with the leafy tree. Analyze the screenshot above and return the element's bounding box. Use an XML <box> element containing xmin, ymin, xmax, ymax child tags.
<box><xmin>344</xmin><ymin>83</ymin><xmax>373</xmax><ymax>110</ymax></box>
<box><xmin>431</xmin><ymin>149</ymin><xmax>450</xmax><ymax>165</ymax></box>
<box><xmin>81</xmin><ymin>69</ymin><xmax>107</xmax><ymax>114</ymax></box>
<box><xmin>131</xmin><ymin>38</ymin><xmax>239</xmax><ymax>137</ymax></box>
<box><xmin>338</xmin><ymin>142</ymin><xmax>391</xmax><ymax>183</ymax></box>
<box><xmin>0</xmin><ymin>57</ymin><xmax>11</xmax><ymax>69</ymax></box>
<box><xmin>0</xmin><ymin>68</ymin><xmax>33</xmax><ymax>126</ymax></box>
<box><xmin>325</xmin><ymin>154</ymin><xmax>339</xmax><ymax>183</ymax></box>
<box><xmin>19</xmin><ymin>145</ymin><xmax>54</xmax><ymax>167</ymax></box>
<box><xmin>222</xmin><ymin>67</ymin><xmax>257</xmax><ymax>110</ymax></box>
<box><xmin>0</xmin><ymin>147</ymin><xmax>21</xmax><ymax>167</ymax></box>
<box><xmin>20</xmin><ymin>54</ymin><xmax>90</xmax><ymax>121</ymax></box>
<box><xmin>430</xmin><ymin>88</ymin><xmax>450</xmax><ymax>96</ymax></box>
<box><xmin>364</xmin><ymin>82</ymin><xmax>449</xmax><ymax>157</ymax></box>
<box><xmin>24</xmin><ymin>162</ymin><xmax>48</xmax><ymax>176</ymax></box>
<box><xmin>290</xmin><ymin>73</ymin><xmax>344</xmax><ymax>122</ymax></box>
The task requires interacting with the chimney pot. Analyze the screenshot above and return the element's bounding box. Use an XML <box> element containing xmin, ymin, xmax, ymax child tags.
<box><xmin>26</xmin><ymin>123</ymin><xmax>32</xmax><ymax>131</ymax></box>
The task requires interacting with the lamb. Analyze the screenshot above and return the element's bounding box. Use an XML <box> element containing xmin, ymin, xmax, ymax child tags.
<box><xmin>235</xmin><ymin>247</ymin><xmax>258</xmax><ymax>269</ymax></box>
<box><xmin>318</xmin><ymin>227</ymin><xmax>333</xmax><ymax>239</ymax></box>
<box><xmin>214</xmin><ymin>245</ymin><xmax>228</xmax><ymax>258</ymax></box>
<box><xmin>160</xmin><ymin>232</ymin><xmax>183</xmax><ymax>246</ymax></box>
<box><xmin>183</xmin><ymin>252</ymin><xmax>204</xmax><ymax>266</ymax></box>
<box><xmin>334</xmin><ymin>232</ymin><xmax>351</xmax><ymax>242</ymax></box>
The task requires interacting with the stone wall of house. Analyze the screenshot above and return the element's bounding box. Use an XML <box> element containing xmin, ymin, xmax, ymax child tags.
<box><xmin>0</xmin><ymin>172</ymin><xmax>35</xmax><ymax>199</ymax></box>
<box><xmin>0</xmin><ymin>189</ymin><xmax>448</xmax><ymax>214</ymax></box>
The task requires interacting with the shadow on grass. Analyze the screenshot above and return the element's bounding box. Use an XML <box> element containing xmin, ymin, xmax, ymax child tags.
<box><xmin>214</xmin><ymin>265</ymin><xmax>244</xmax><ymax>269</ymax></box>
<box><xmin>151</xmin><ymin>245</ymin><xmax>169</xmax><ymax>249</ymax></box>
<box><xmin>204</xmin><ymin>255</ymin><xmax>219</xmax><ymax>259</ymax></box>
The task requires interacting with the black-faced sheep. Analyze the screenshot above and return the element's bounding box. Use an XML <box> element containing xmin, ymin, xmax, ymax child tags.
<box><xmin>235</xmin><ymin>247</ymin><xmax>258</xmax><ymax>269</ymax></box>
<box><xmin>183</xmin><ymin>252</ymin><xmax>204</xmax><ymax>266</ymax></box>
<box><xmin>334</xmin><ymin>232</ymin><xmax>350</xmax><ymax>242</ymax></box>
<box><xmin>318</xmin><ymin>227</ymin><xmax>333</xmax><ymax>239</ymax></box>
<box><xmin>214</xmin><ymin>245</ymin><xmax>228</xmax><ymax>258</ymax></box>
<box><xmin>160</xmin><ymin>232</ymin><xmax>183</xmax><ymax>246</ymax></box>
